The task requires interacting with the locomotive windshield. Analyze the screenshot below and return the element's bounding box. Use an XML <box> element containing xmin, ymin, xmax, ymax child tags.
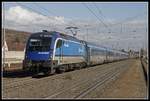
<box><xmin>28</xmin><ymin>37</ymin><xmax>52</xmax><ymax>52</ymax></box>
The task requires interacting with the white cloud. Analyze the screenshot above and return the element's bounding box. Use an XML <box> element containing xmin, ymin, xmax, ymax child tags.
<box><xmin>3</xmin><ymin>5</ymin><xmax>148</xmax><ymax>51</ymax></box>
<box><xmin>126</xmin><ymin>19</ymin><xmax>147</xmax><ymax>25</ymax></box>
<box><xmin>4</xmin><ymin>6</ymin><xmax>67</xmax><ymax>30</ymax></box>
<box><xmin>6</xmin><ymin>6</ymin><xmax>42</xmax><ymax>24</ymax></box>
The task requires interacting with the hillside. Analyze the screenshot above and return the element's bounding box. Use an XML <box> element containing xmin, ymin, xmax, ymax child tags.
<box><xmin>4</xmin><ymin>29</ymin><xmax>31</xmax><ymax>51</ymax></box>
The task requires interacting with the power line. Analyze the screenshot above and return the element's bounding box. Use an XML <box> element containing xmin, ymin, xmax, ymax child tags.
<box><xmin>82</xmin><ymin>3</ymin><xmax>111</xmax><ymax>32</ymax></box>
<box><xmin>33</xmin><ymin>3</ymin><xmax>83</xmax><ymax>36</ymax></box>
<box><xmin>108</xmin><ymin>12</ymin><xmax>147</xmax><ymax>27</ymax></box>
<box><xmin>92</xmin><ymin>2</ymin><xmax>147</xmax><ymax>30</ymax></box>
<box><xmin>16</xmin><ymin>2</ymin><xmax>63</xmax><ymax>31</ymax></box>
<box><xmin>92</xmin><ymin>2</ymin><xmax>112</xmax><ymax>25</ymax></box>
<box><xmin>16</xmin><ymin>2</ymin><xmax>47</xmax><ymax>17</ymax></box>
<box><xmin>33</xmin><ymin>3</ymin><xmax>57</xmax><ymax>16</ymax></box>
<box><xmin>92</xmin><ymin>2</ymin><xmax>112</xmax><ymax>33</ymax></box>
<box><xmin>33</xmin><ymin>3</ymin><xmax>79</xmax><ymax>28</ymax></box>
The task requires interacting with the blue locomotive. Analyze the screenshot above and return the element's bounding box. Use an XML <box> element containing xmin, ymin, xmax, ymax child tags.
<box><xmin>23</xmin><ymin>30</ymin><xmax>128</xmax><ymax>75</ymax></box>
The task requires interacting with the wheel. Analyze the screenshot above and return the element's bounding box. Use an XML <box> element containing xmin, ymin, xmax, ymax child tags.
<box><xmin>56</xmin><ymin>67</ymin><xmax>65</xmax><ymax>74</ymax></box>
<box><xmin>43</xmin><ymin>68</ymin><xmax>56</xmax><ymax>76</ymax></box>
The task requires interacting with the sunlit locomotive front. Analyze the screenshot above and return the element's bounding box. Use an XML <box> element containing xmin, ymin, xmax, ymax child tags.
<box><xmin>23</xmin><ymin>30</ymin><xmax>87</xmax><ymax>75</ymax></box>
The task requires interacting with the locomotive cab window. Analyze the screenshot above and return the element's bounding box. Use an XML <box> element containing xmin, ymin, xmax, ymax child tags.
<box><xmin>30</xmin><ymin>39</ymin><xmax>41</xmax><ymax>46</ymax></box>
<box><xmin>28</xmin><ymin>37</ymin><xmax>52</xmax><ymax>51</ymax></box>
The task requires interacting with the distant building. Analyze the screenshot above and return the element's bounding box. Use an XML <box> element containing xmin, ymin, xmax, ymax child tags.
<box><xmin>24</xmin><ymin>48</ymin><xmax>26</xmax><ymax>52</ymax></box>
<box><xmin>140</xmin><ymin>48</ymin><xmax>147</xmax><ymax>59</ymax></box>
<box><xmin>2</xmin><ymin>40</ymin><xmax>8</xmax><ymax>61</ymax></box>
<box><xmin>128</xmin><ymin>50</ymin><xmax>139</xmax><ymax>58</ymax></box>
<box><xmin>2</xmin><ymin>41</ymin><xmax>8</xmax><ymax>68</ymax></box>
<box><xmin>3</xmin><ymin>40</ymin><xmax>8</xmax><ymax>51</ymax></box>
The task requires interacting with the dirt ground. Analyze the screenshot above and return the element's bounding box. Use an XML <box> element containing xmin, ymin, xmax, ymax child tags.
<box><xmin>89</xmin><ymin>59</ymin><xmax>148</xmax><ymax>99</ymax></box>
<box><xmin>2</xmin><ymin>59</ymin><xmax>148</xmax><ymax>99</ymax></box>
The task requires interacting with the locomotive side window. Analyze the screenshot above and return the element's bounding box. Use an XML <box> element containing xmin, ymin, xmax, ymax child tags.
<box><xmin>56</xmin><ymin>39</ymin><xmax>63</xmax><ymax>48</ymax></box>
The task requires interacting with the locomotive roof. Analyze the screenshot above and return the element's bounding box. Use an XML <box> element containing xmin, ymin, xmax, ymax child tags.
<box><xmin>30</xmin><ymin>31</ymin><xmax>83</xmax><ymax>43</ymax></box>
<box><xmin>87</xmin><ymin>41</ymin><xmax>128</xmax><ymax>55</ymax></box>
<box><xmin>30</xmin><ymin>31</ymin><xmax>128</xmax><ymax>55</ymax></box>
<box><xmin>58</xmin><ymin>32</ymin><xmax>82</xmax><ymax>43</ymax></box>
<box><xmin>86</xmin><ymin>42</ymin><xmax>107</xmax><ymax>49</ymax></box>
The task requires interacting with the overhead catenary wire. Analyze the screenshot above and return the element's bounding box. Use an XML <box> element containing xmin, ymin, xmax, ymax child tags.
<box><xmin>97</xmin><ymin>10</ymin><xmax>146</xmax><ymax>34</ymax></box>
<box><xmin>82</xmin><ymin>3</ymin><xmax>111</xmax><ymax>32</ymax></box>
<box><xmin>15</xmin><ymin>2</ymin><xmax>63</xmax><ymax>32</ymax></box>
<box><xmin>16</xmin><ymin>2</ymin><xmax>102</xmax><ymax>37</ymax></box>
<box><xmin>92</xmin><ymin>2</ymin><xmax>113</xmax><ymax>33</ymax></box>
<box><xmin>13</xmin><ymin>2</ymin><xmax>82</xmax><ymax>36</ymax></box>
<box><xmin>16</xmin><ymin>2</ymin><xmax>48</xmax><ymax>18</ymax></box>
<box><xmin>108</xmin><ymin>12</ymin><xmax>147</xmax><ymax>27</ymax></box>
<box><xmin>33</xmin><ymin>3</ymin><xmax>79</xmax><ymax>28</ymax></box>
<box><xmin>82</xmin><ymin>2</ymin><xmax>147</xmax><ymax>51</ymax></box>
<box><xmin>91</xmin><ymin>2</ymin><xmax>146</xmax><ymax>33</ymax></box>
<box><xmin>92</xmin><ymin>2</ymin><xmax>113</xmax><ymax>26</ymax></box>
<box><xmin>33</xmin><ymin>3</ymin><xmax>57</xmax><ymax>16</ymax></box>
<box><xmin>31</xmin><ymin>3</ymin><xmax>82</xmax><ymax>36</ymax></box>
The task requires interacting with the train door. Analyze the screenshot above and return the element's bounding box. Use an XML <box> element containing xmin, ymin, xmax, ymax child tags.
<box><xmin>86</xmin><ymin>45</ymin><xmax>90</xmax><ymax>66</ymax></box>
<box><xmin>105</xmin><ymin>48</ymin><xmax>108</xmax><ymax>62</ymax></box>
<box><xmin>55</xmin><ymin>39</ymin><xmax>63</xmax><ymax>64</ymax></box>
<box><xmin>82</xmin><ymin>42</ymin><xmax>88</xmax><ymax>64</ymax></box>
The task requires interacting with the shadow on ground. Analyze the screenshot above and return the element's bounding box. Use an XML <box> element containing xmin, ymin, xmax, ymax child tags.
<box><xmin>2</xmin><ymin>70</ymin><xmax>54</xmax><ymax>79</ymax></box>
<box><xmin>2</xmin><ymin>70</ymin><xmax>34</xmax><ymax>78</ymax></box>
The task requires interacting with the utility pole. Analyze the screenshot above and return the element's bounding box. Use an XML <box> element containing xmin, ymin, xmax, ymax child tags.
<box><xmin>120</xmin><ymin>24</ymin><xmax>122</xmax><ymax>34</ymax></box>
<box><xmin>83</xmin><ymin>34</ymin><xmax>86</xmax><ymax>41</ymax></box>
<box><xmin>146</xmin><ymin>27</ymin><xmax>148</xmax><ymax>59</ymax></box>
<box><xmin>115</xmin><ymin>42</ymin><xmax>119</xmax><ymax>50</ymax></box>
<box><xmin>85</xmin><ymin>24</ymin><xmax>90</xmax><ymax>41</ymax></box>
<box><xmin>86</xmin><ymin>28</ymin><xmax>88</xmax><ymax>41</ymax></box>
<box><xmin>112</xmin><ymin>44</ymin><xmax>114</xmax><ymax>49</ymax></box>
<box><xmin>2</xmin><ymin>2</ymin><xmax>5</xmax><ymax>69</ymax></box>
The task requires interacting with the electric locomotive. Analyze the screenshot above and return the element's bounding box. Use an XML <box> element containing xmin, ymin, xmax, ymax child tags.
<box><xmin>23</xmin><ymin>30</ymin><xmax>128</xmax><ymax>75</ymax></box>
<box><xmin>23</xmin><ymin>30</ymin><xmax>87</xmax><ymax>75</ymax></box>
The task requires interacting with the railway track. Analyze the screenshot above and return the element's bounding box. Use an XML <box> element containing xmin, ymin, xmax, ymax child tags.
<box><xmin>2</xmin><ymin>70</ymin><xmax>34</xmax><ymax>89</ymax></box>
<box><xmin>3</xmin><ymin>61</ymin><xmax>117</xmax><ymax>91</ymax></box>
<box><xmin>140</xmin><ymin>58</ymin><xmax>148</xmax><ymax>85</ymax></box>
<box><xmin>74</xmin><ymin>65</ymin><xmax>128</xmax><ymax>98</ymax></box>
<box><xmin>3</xmin><ymin>59</ymin><xmax>132</xmax><ymax>98</ymax></box>
<box><xmin>46</xmin><ymin>61</ymin><xmax>129</xmax><ymax>98</ymax></box>
<box><xmin>46</xmin><ymin>67</ymin><xmax>117</xmax><ymax>98</ymax></box>
<box><xmin>3</xmin><ymin>77</ymin><xmax>33</xmax><ymax>89</ymax></box>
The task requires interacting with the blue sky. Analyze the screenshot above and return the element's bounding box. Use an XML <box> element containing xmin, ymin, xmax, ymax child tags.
<box><xmin>2</xmin><ymin>2</ymin><xmax>148</xmax><ymax>51</ymax></box>
<box><xmin>4</xmin><ymin>2</ymin><xmax>147</xmax><ymax>21</ymax></box>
